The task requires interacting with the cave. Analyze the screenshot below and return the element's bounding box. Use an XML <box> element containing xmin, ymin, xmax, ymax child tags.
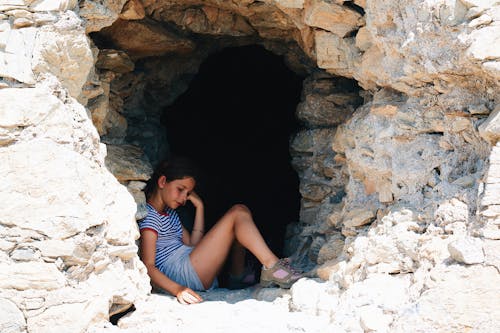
<box><xmin>87</xmin><ymin>0</ymin><xmax>365</xmax><ymax>285</ymax></box>
<box><xmin>161</xmin><ymin>44</ymin><xmax>304</xmax><ymax>260</ymax></box>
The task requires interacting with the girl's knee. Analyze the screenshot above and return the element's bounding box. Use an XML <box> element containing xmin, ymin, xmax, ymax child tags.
<box><xmin>229</xmin><ymin>204</ymin><xmax>251</xmax><ymax>216</ymax></box>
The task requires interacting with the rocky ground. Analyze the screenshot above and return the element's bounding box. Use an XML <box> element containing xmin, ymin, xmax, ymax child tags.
<box><xmin>89</xmin><ymin>281</ymin><xmax>334</xmax><ymax>333</ymax></box>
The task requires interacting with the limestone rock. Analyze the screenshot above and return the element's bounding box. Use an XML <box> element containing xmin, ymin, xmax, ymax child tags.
<box><xmin>0</xmin><ymin>25</ymin><xmax>36</xmax><ymax>84</ymax></box>
<box><xmin>79</xmin><ymin>0</ymin><xmax>128</xmax><ymax>33</ymax></box>
<box><xmin>342</xmin><ymin>207</ymin><xmax>375</xmax><ymax>227</ymax></box>
<box><xmin>155</xmin><ymin>5</ymin><xmax>255</xmax><ymax>36</ymax></box>
<box><xmin>479</xmin><ymin>105</ymin><xmax>500</xmax><ymax>144</ymax></box>
<box><xmin>0</xmin><ymin>262</ymin><xmax>65</xmax><ymax>290</ymax></box>
<box><xmin>87</xmin><ymin>94</ymin><xmax>110</xmax><ymax>136</ymax></box>
<box><xmin>448</xmin><ymin>237</ymin><xmax>485</xmax><ymax>264</ymax></box>
<box><xmin>1</xmin><ymin>140</ymin><xmax>112</xmax><ymax>239</ymax></box>
<box><xmin>300</xmin><ymin>183</ymin><xmax>332</xmax><ymax>202</ymax></box>
<box><xmin>0</xmin><ymin>298</ymin><xmax>26</xmax><ymax>333</ymax></box>
<box><xmin>317</xmin><ymin>234</ymin><xmax>345</xmax><ymax>264</ymax></box>
<box><xmin>104</xmin><ymin>144</ymin><xmax>153</xmax><ymax>182</ymax></box>
<box><xmin>32</xmin><ymin>12</ymin><xmax>94</xmax><ymax>99</ymax></box>
<box><xmin>314</xmin><ymin>30</ymin><xmax>358</xmax><ymax>77</ymax></box>
<box><xmin>29</xmin><ymin>0</ymin><xmax>78</xmax><ymax>11</ymax></box>
<box><xmin>127</xmin><ymin>181</ymin><xmax>148</xmax><ymax>220</ymax></box>
<box><xmin>26</xmin><ymin>299</ymin><xmax>108</xmax><ymax>333</ymax></box>
<box><xmin>274</xmin><ymin>0</ymin><xmax>304</xmax><ymax>9</ymax></box>
<box><xmin>359</xmin><ymin>305</ymin><xmax>392</xmax><ymax>332</ymax></box>
<box><xmin>119</xmin><ymin>0</ymin><xmax>145</xmax><ymax>20</ymax></box>
<box><xmin>296</xmin><ymin>76</ymin><xmax>362</xmax><ymax>127</ymax></box>
<box><xmin>467</xmin><ymin>26</ymin><xmax>500</xmax><ymax>62</ymax></box>
<box><xmin>355</xmin><ymin>26</ymin><xmax>372</xmax><ymax>51</ymax></box>
<box><xmin>98</xmin><ymin>18</ymin><xmax>195</xmax><ymax>58</ymax></box>
<box><xmin>0</xmin><ymin>87</ymin><xmax>60</xmax><ymax>129</ymax></box>
<box><xmin>289</xmin><ymin>278</ymin><xmax>339</xmax><ymax>316</ymax></box>
<box><xmin>304</xmin><ymin>0</ymin><xmax>364</xmax><ymax>37</ymax></box>
<box><xmin>95</xmin><ymin>49</ymin><xmax>134</xmax><ymax>73</ymax></box>
<box><xmin>391</xmin><ymin>265</ymin><xmax>500</xmax><ymax>332</ymax></box>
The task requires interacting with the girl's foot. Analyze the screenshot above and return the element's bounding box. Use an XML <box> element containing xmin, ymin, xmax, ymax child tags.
<box><xmin>260</xmin><ymin>258</ymin><xmax>302</xmax><ymax>289</ymax></box>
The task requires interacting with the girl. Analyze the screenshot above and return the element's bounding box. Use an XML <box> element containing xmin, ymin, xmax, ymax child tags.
<box><xmin>139</xmin><ymin>157</ymin><xmax>302</xmax><ymax>304</ymax></box>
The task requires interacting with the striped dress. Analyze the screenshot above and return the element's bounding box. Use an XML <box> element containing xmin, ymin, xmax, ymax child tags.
<box><xmin>139</xmin><ymin>203</ymin><xmax>184</xmax><ymax>268</ymax></box>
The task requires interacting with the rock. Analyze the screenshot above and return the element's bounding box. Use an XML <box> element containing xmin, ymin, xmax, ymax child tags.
<box><xmin>32</xmin><ymin>12</ymin><xmax>94</xmax><ymax>99</ymax></box>
<box><xmin>483</xmin><ymin>239</ymin><xmax>500</xmax><ymax>271</ymax></box>
<box><xmin>79</xmin><ymin>0</ymin><xmax>128</xmax><ymax>33</ymax></box>
<box><xmin>479</xmin><ymin>105</ymin><xmax>500</xmax><ymax>144</ymax></box>
<box><xmin>275</xmin><ymin>0</ymin><xmax>304</xmax><ymax>9</ymax></box>
<box><xmin>0</xmin><ymin>26</ymin><xmax>36</xmax><ymax>84</ymax></box>
<box><xmin>299</xmin><ymin>183</ymin><xmax>332</xmax><ymax>202</ymax></box>
<box><xmin>467</xmin><ymin>26</ymin><xmax>500</xmax><ymax>62</ymax></box>
<box><xmin>87</xmin><ymin>94</ymin><xmax>110</xmax><ymax>136</ymax></box>
<box><xmin>32</xmin><ymin>239</ymin><xmax>76</xmax><ymax>259</ymax></box>
<box><xmin>342</xmin><ymin>208</ymin><xmax>376</xmax><ymax>227</ymax></box>
<box><xmin>452</xmin><ymin>175</ymin><xmax>476</xmax><ymax>188</ymax></box>
<box><xmin>119</xmin><ymin>0</ymin><xmax>145</xmax><ymax>20</ymax></box>
<box><xmin>0</xmin><ymin>140</ymin><xmax>114</xmax><ymax>239</ymax></box>
<box><xmin>0</xmin><ymin>87</ymin><xmax>61</xmax><ymax>128</ymax></box>
<box><xmin>355</xmin><ymin>26</ymin><xmax>372</xmax><ymax>51</ymax></box>
<box><xmin>127</xmin><ymin>181</ymin><xmax>148</xmax><ymax>220</ymax></box>
<box><xmin>448</xmin><ymin>237</ymin><xmax>485</xmax><ymax>264</ymax></box>
<box><xmin>314</xmin><ymin>30</ymin><xmax>357</xmax><ymax>76</ymax></box>
<box><xmin>104</xmin><ymin>144</ymin><xmax>153</xmax><ymax>182</ymax></box>
<box><xmin>317</xmin><ymin>234</ymin><xmax>345</xmax><ymax>264</ymax></box>
<box><xmin>304</xmin><ymin>0</ymin><xmax>364</xmax><ymax>37</ymax></box>
<box><xmin>27</xmin><ymin>299</ymin><xmax>108</xmax><ymax>333</ymax></box>
<box><xmin>12</xmin><ymin>17</ymin><xmax>32</xmax><ymax>28</ymax></box>
<box><xmin>98</xmin><ymin>18</ymin><xmax>195</xmax><ymax>58</ymax></box>
<box><xmin>95</xmin><ymin>49</ymin><xmax>135</xmax><ymax>73</ymax></box>
<box><xmin>155</xmin><ymin>6</ymin><xmax>255</xmax><ymax>37</ymax></box>
<box><xmin>289</xmin><ymin>278</ymin><xmax>339</xmax><ymax>316</ymax></box>
<box><xmin>359</xmin><ymin>305</ymin><xmax>392</xmax><ymax>332</ymax></box>
<box><xmin>0</xmin><ymin>298</ymin><xmax>26</xmax><ymax>333</ymax></box>
<box><xmin>0</xmin><ymin>262</ymin><xmax>65</xmax><ymax>290</ymax></box>
<box><xmin>391</xmin><ymin>265</ymin><xmax>500</xmax><ymax>332</ymax></box>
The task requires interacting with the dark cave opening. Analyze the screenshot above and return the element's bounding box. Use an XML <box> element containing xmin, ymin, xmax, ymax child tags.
<box><xmin>161</xmin><ymin>45</ymin><xmax>304</xmax><ymax>280</ymax></box>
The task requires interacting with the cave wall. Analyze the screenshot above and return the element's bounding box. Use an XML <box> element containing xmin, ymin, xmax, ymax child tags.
<box><xmin>0</xmin><ymin>0</ymin><xmax>499</xmax><ymax>332</ymax></box>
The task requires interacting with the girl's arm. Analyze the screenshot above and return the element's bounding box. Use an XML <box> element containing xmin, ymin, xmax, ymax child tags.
<box><xmin>140</xmin><ymin>229</ymin><xmax>202</xmax><ymax>304</ymax></box>
<box><xmin>183</xmin><ymin>192</ymin><xmax>205</xmax><ymax>246</ymax></box>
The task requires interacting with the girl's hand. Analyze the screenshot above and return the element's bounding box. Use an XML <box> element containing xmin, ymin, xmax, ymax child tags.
<box><xmin>187</xmin><ymin>191</ymin><xmax>203</xmax><ymax>208</ymax></box>
<box><xmin>176</xmin><ymin>287</ymin><xmax>203</xmax><ymax>305</ymax></box>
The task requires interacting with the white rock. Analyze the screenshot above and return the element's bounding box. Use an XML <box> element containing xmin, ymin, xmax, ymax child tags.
<box><xmin>290</xmin><ymin>278</ymin><xmax>340</xmax><ymax>316</ymax></box>
<box><xmin>27</xmin><ymin>298</ymin><xmax>108</xmax><ymax>333</ymax></box>
<box><xmin>448</xmin><ymin>237</ymin><xmax>485</xmax><ymax>264</ymax></box>
<box><xmin>467</xmin><ymin>26</ymin><xmax>500</xmax><ymax>61</ymax></box>
<box><xmin>0</xmin><ymin>262</ymin><xmax>65</xmax><ymax>290</ymax></box>
<box><xmin>479</xmin><ymin>105</ymin><xmax>500</xmax><ymax>144</ymax></box>
<box><xmin>32</xmin><ymin>239</ymin><xmax>76</xmax><ymax>258</ymax></box>
<box><xmin>29</xmin><ymin>0</ymin><xmax>77</xmax><ymax>12</ymax></box>
<box><xmin>0</xmin><ymin>27</ymin><xmax>36</xmax><ymax>84</ymax></box>
<box><xmin>0</xmin><ymin>297</ymin><xmax>26</xmax><ymax>333</ymax></box>
<box><xmin>391</xmin><ymin>265</ymin><xmax>500</xmax><ymax>332</ymax></box>
<box><xmin>0</xmin><ymin>87</ymin><xmax>60</xmax><ymax>128</ymax></box>
<box><xmin>32</xmin><ymin>12</ymin><xmax>93</xmax><ymax>99</ymax></box>
<box><xmin>359</xmin><ymin>305</ymin><xmax>392</xmax><ymax>332</ymax></box>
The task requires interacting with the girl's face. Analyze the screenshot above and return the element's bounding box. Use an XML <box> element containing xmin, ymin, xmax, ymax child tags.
<box><xmin>159</xmin><ymin>176</ymin><xmax>196</xmax><ymax>209</ymax></box>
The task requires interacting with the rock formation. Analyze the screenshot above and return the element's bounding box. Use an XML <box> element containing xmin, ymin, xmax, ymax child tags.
<box><xmin>0</xmin><ymin>0</ymin><xmax>499</xmax><ymax>332</ymax></box>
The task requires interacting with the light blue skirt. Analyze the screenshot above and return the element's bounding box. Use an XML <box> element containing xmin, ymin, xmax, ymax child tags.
<box><xmin>158</xmin><ymin>245</ymin><xmax>218</xmax><ymax>291</ymax></box>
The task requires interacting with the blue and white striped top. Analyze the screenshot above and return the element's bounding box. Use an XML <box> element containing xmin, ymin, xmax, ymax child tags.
<box><xmin>139</xmin><ymin>203</ymin><xmax>184</xmax><ymax>267</ymax></box>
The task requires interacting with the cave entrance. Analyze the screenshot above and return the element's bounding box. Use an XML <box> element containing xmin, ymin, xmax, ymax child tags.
<box><xmin>162</xmin><ymin>45</ymin><xmax>304</xmax><ymax>268</ymax></box>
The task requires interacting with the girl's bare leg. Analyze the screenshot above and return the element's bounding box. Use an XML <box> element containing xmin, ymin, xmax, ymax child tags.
<box><xmin>230</xmin><ymin>240</ymin><xmax>245</xmax><ymax>277</ymax></box>
<box><xmin>189</xmin><ymin>204</ymin><xmax>278</xmax><ymax>289</ymax></box>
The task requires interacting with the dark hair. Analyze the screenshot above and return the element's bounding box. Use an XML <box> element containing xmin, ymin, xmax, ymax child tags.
<box><xmin>144</xmin><ymin>156</ymin><xmax>199</xmax><ymax>199</ymax></box>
